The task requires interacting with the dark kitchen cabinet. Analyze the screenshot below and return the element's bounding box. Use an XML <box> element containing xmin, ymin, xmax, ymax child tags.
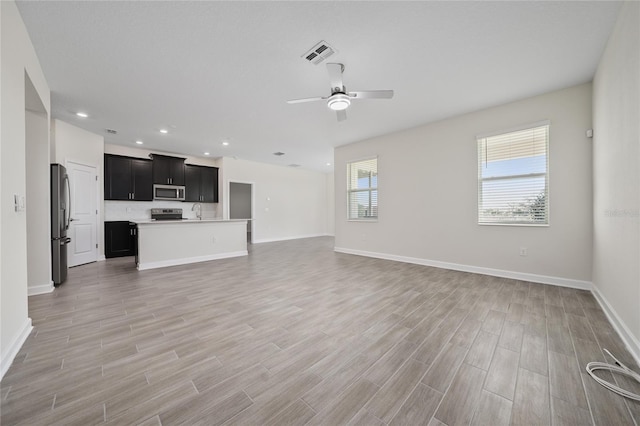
<box><xmin>152</xmin><ymin>154</ymin><xmax>185</xmax><ymax>186</ymax></box>
<box><xmin>105</xmin><ymin>221</ymin><xmax>137</xmax><ymax>258</ymax></box>
<box><xmin>104</xmin><ymin>154</ymin><xmax>153</xmax><ymax>201</ymax></box>
<box><xmin>184</xmin><ymin>164</ymin><xmax>218</xmax><ymax>203</ymax></box>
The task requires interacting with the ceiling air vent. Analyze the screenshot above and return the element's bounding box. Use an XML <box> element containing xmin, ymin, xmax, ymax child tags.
<box><xmin>273</xmin><ymin>152</ymin><xmax>285</xmax><ymax>156</ymax></box>
<box><xmin>301</xmin><ymin>40</ymin><xmax>337</xmax><ymax>65</ymax></box>
<box><xmin>106</xmin><ymin>129</ymin><xmax>117</xmax><ymax>134</ymax></box>
<box><xmin>288</xmin><ymin>164</ymin><xmax>301</xmax><ymax>168</ymax></box>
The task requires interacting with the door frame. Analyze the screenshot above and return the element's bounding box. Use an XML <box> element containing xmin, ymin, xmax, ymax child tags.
<box><xmin>225</xmin><ymin>180</ymin><xmax>254</xmax><ymax>244</ymax></box>
<box><xmin>65</xmin><ymin>159</ymin><xmax>99</xmax><ymax>266</ymax></box>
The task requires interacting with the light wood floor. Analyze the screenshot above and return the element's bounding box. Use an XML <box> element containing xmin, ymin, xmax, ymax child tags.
<box><xmin>2</xmin><ymin>237</ymin><xmax>639</xmax><ymax>425</ymax></box>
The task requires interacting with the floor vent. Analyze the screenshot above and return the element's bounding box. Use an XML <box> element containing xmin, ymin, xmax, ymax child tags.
<box><xmin>302</xmin><ymin>40</ymin><xmax>337</xmax><ymax>65</ymax></box>
<box><xmin>273</xmin><ymin>152</ymin><xmax>285</xmax><ymax>156</ymax></box>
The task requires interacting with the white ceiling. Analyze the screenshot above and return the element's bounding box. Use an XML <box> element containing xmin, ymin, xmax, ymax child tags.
<box><xmin>16</xmin><ymin>1</ymin><xmax>621</xmax><ymax>172</ymax></box>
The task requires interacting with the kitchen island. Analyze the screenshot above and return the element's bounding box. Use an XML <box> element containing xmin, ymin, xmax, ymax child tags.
<box><xmin>132</xmin><ymin>219</ymin><xmax>248</xmax><ymax>271</ymax></box>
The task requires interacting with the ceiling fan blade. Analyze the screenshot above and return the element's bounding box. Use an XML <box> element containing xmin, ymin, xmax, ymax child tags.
<box><xmin>286</xmin><ymin>96</ymin><xmax>326</xmax><ymax>104</ymax></box>
<box><xmin>336</xmin><ymin>109</ymin><xmax>347</xmax><ymax>122</ymax></box>
<box><xmin>348</xmin><ymin>90</ymin><xmax>394</xmax><ymax>100</ymax></box>
<box><xmin>326</xmin><ymin>63</ymin><xmax>344</xmax><ymax>92</ymax></box>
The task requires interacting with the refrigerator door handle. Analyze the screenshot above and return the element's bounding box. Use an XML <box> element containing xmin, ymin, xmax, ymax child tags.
<box><xmin>61</xmin><ymin>237</ymin><xmax>71</xmax><ymax>245</ymax></box>
<box><xmin>64</xmin><ymin>174</ymin><xmax>71</xmax><ymax>230</ymax></box>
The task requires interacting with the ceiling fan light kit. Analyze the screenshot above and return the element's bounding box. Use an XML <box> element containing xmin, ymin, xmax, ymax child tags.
<box><xmin>287</xmin><ymin>62</ymin><xmax>394</xmax><ymax>121</ymax></box>
<box><xmin>327</xmin><ymin>94</ymin><xmax>351</xmax><ymax>111</ymax></box>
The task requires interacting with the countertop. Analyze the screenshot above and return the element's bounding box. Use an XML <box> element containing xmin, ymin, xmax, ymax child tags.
<box><xmin>132</xmin><ymin>218</ymin><xmax>250</xmax><ymax>225</ymax></box>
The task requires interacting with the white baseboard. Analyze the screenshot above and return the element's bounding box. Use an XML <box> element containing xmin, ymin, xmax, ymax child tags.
<box><xmin>333</xmin><ymin>247</ymin><xmax>592</xmax><ymax>290</ymax></box>
<box><xmin>137</xmin><ymin>250</ymin><xmax>248</xmax><ymax>271</ymax></box>
<box><xmin>591</xmin><ymin>284</ymin><xmax>640</xmax><ymax>367</ymax></box>
<box><xmin>28</xmin><ymin>281</ymin><xmax>54</xmax><ymax>296</ymax></box>
<box><xmin>253</xmin><ymin>234</ymin><xmax>329</xmax><ymax>244</ymax></box>
<box><xmin>97</xmin><ymin>255</ymin><xmax>106</xmax><ymax>261</ymax></box>
<box><xmin>1</xmin><ymin>318</ymin><xmax>33</xmax><ymax>380</ymax></box>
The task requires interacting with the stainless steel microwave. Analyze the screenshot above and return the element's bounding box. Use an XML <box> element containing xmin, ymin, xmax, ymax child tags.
<box><xmin>153</xmin><ymin>184</ymin><xmax>185</xmax><ymax>201</ymax></box>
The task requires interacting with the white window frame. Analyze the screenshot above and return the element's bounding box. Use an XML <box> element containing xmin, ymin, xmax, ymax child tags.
<box><xmin>347</xmin><ymin>156</ymin><xmax>378</xmax><ymax>221</ymax></box>
<box><xmin>477</xmin><ymin>121</ymin><xmax>550</xmax><ymax>227</ymax></box>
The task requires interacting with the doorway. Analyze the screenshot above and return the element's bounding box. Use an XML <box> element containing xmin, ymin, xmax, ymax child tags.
<box><xmin>229</xmin><ymin>181</ymin><xmax>253</xmax><ymax>243</ymax></box>
<box><xmin>25</xmin><ymin>72</ymin><xmax>52</xmax><ymax>295</ymax></box>
<box><xmin>66</xmin><ymin>161</ymin><xmax>98</xmax><ymax>267</ymax></box>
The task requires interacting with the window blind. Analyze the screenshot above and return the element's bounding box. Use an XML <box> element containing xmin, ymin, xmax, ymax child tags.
<box><xmin>347</xmin><ymin>158</ymin><xmax>378</xmax><ymax>220</ymax></box>
<box><xmin>477</xmin><ymin>124</ymin><xmax>549</xmax><ymax>225</ymax></box>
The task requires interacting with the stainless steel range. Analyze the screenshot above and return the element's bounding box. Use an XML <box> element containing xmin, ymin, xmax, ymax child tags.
<box><xmin>151</xmin><ymin>208</ymin><xmax>184</xmax><ymax>220</ymax></box>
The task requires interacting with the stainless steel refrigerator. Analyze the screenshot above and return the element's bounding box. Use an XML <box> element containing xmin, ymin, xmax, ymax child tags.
<box><xmin>51</xmin><ymin>164</ymin><xmax>71</xmax><ymax>285</ymax></box>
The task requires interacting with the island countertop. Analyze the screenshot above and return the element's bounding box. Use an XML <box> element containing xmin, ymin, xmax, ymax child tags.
<box><xmin>132</xmin><ymin>218</ymin><xmax>250</xmax><ymax>225</ymax></box>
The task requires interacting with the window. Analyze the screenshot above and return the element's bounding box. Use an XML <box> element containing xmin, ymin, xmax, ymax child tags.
<box><xmin>347</xmin><ymin>157</ymin><xmax>378</xmax><ymax>220</ymax></box>
<box><xmin>477</xmin><ymin>122</ymin><xmax>549</xmax><ymax>225</ymax></box>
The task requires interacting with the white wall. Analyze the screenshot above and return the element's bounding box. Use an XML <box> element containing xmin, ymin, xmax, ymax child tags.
<box><xmin>26</xmin><ymin>108</ymin><xmax>52</xmax><ymax>296</ymax></box>
<box><xmin>592</xmin><ymin>1</ymin><xmax>640</xmax><ymax>361</ymax></box>
<box><xmin>1</xmin><ymin>0</ymin><xmax>51</xmax><ymax>378</ymax></box>
<box><xmin>220</xmin><ymin>157</ymin><xmax>330</xmax><ymax>243</ymax></box>
<box><xmin>52</xmin><ymin>120</ymin><xmax>105</xmax><ymax>258</ymax></box>
<box><xmin>335</xmin><ymin>83</ymin><xmax>593</xmax><ymax>287</ymax></box>
<box><xmin>104</xmin><ymin>143</ymin><xmax>219</xmax><ymax>167</ymax></box>
<box><xmin>326</xmin><ymin>172</ymin><xmax>335</xmax><ymax>236</ymax></box>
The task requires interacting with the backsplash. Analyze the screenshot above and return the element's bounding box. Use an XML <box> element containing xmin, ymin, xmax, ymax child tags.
<box><xmin>105</xmin><ymin>200</ymin><xmax>218</xmax><ymax>221</ymax></box>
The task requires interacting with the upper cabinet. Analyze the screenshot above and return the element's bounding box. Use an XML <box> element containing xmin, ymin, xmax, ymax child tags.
<box><xmin>104</xmin><ymin>154</ymin><xmax>153</xmax><ymax>201</ymax></box>
<box><xmin>152</xmin><ymin>154</ymin><xmax>185</xmax><ymax>185</ymax></box>
<box><xmin>184</xmin><ymin>164</ymin><xmax>219</xmax><ymax>203</ymax></box>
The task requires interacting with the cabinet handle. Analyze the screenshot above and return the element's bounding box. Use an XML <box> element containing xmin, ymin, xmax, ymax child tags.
<box><xmin>132</xmin><ymin>193</ymin><xmax>135</xmax><ymax>200</ymax></box>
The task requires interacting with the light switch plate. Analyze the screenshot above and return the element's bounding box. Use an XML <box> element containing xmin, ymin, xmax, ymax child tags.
<box><xmin>14</xmin><ymin>194</ymin><xmax>26</xmax><ymax>211</ymax></box>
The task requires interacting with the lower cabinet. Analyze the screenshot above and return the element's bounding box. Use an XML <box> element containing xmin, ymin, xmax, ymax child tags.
<box><xmin>105</xmin><ymin>221</ymin><xmax>137</xmax><ymax>258</ymax></box>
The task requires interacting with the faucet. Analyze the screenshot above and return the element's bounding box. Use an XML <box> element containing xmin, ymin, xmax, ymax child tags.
<box><xmin>192</xmin><ymin>203</ymin><xmax>202</xmax><ymax>220</ymax></box>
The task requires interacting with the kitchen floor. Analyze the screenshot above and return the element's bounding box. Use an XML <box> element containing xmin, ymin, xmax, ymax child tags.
<box><xmin>2</xmin><ymin>237</ymin><xmax>639</xmax><ymax>425</ymax></box>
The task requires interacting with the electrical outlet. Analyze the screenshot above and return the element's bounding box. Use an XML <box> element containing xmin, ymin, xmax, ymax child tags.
<box><xmin>520</xmin><ymin>247</ymin><xmax>528</xmax><ymax>256</ymax></box>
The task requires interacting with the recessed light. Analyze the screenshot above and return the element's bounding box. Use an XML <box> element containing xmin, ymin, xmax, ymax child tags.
<box><xmin>76</xmin><ymin>112</ymin><xmax>88</xmax><ymax>118</ymax></box>
<box><xmin>222</xmin><ymin>141</ymin><xmax>229</xmax><ymax>146</ymax></box>
<box><xmin>159</xmin><ymin>129</ymin><xmax>168</xmax><ymax>134</ymax></box>
<box><xmin>135</xmin><ymin>140</ymin><xmax>144</xmax><ymax>145</ymax></box>
<box><xmin>204</xmin><ymin>152</ymin><xmax>210</xmax><ymax>156</ymax></box>
<box><xmin>326</xmin><ymin>162</ymin><xmax>331</xmax><ymax>166</ymax></box>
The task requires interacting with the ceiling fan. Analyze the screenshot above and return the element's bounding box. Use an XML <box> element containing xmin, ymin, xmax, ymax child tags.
<box><xmin>287</xmin><ymin>63</ymin><xmax>394</xmax><ymax>122</ymax></box>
